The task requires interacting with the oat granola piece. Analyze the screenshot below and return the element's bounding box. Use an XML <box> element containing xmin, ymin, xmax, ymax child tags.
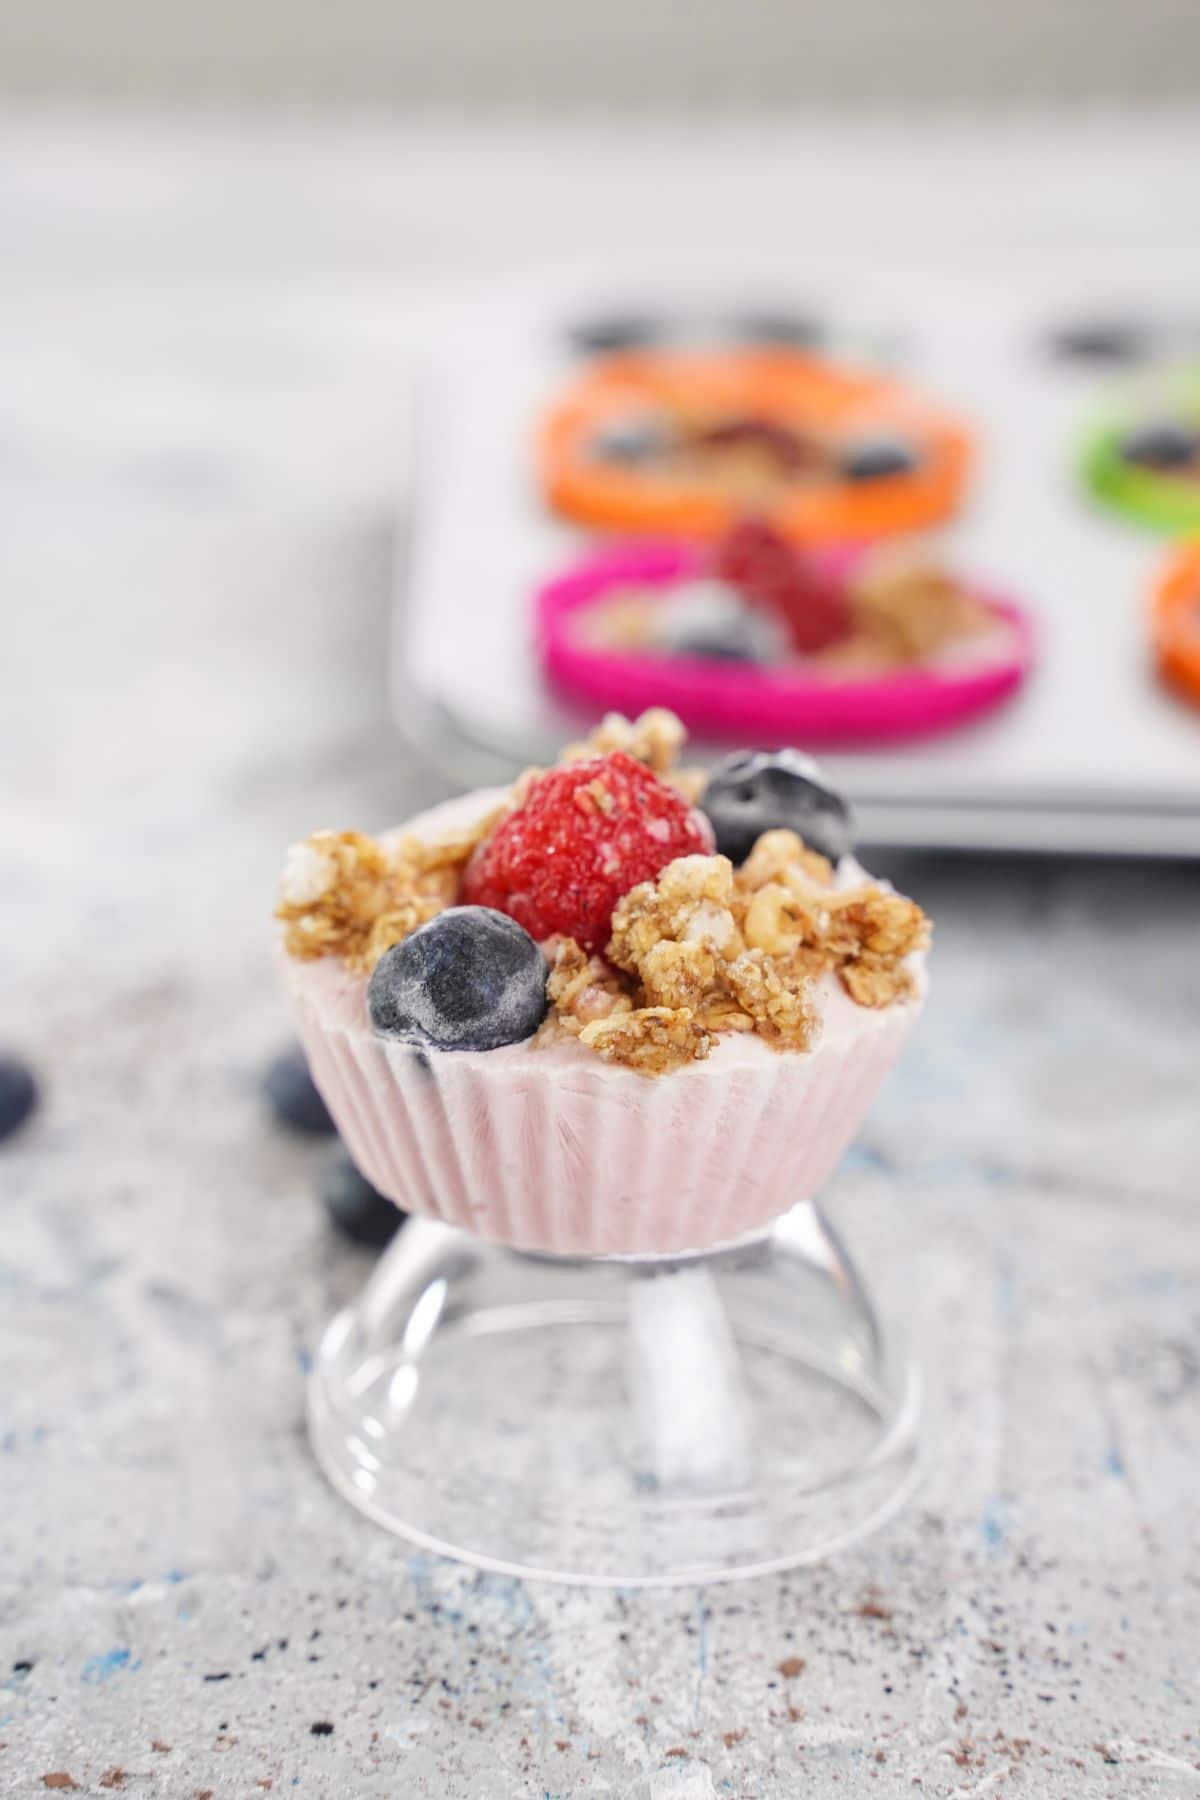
<box><xmin>599</xmin><ymin>838</ymin><xmax>926</xmax><ymax>1063</ymax></box>
<box><xmin>543</xmin><ymin>937</ymin><xmax>634</xmax><ymax>1033</ymax></box>
<box><xmin>393</xmin><ymin>804</ymin><xmax>507</xmax><ymax>880</ymax></box>
<box><xmin>579</xmin><ymin>1006</ymin><xmax>711</xmax><ymax>1075</ymax></box>
<box><xmin>740</xmin><ymin>882</ymin><xmax>824</xmax><ymax>957</ymax></box>
<box><xmin>561</xmin><ymin>708</ymin><xmax>709</xmax><ymax>811</ymax></box>
<box><xmin>823</xmin><ymin>887</ymin><xmax>929</xmax><ymax>961</ymax></box>
<box><xmin>277</xmin><ymin>812</ymin><xmax>495</xmax><ymax>972</ymax></box>
<box><xmin>277</xmin><ymin>831</ymin><xmax>395</xmax><ymax>964</ymax></box>
<box><xmin>605</xmin><ymin>851</ymin><xmax>822</xmax><ymax>1055</ymax></box>
<box><xmin>824</xmin><ymin>888</ymin><xmax>930</xmax><ymax>1008</ymax></box>
<box><xmin>665</xmin><ymin>765</ymin><xmax>708</xmax><ymax>805</ymax></box>
<box><xmin>693</xmin><ymin>995</ymin><xmax>757</xmax><ymax>1034</ymax></box>
<box><xmin>850</xmin><ymin>549</ymin><xmax>988</xmax><ymax>664</ymax></box>
<box><xmin>722</xmin><ymin>949</ymin><xmax>821</xmax><ymax>1051</ymax></box>
<box><xmin>608</xmin><ymin>853</ymin><xmax>741</xmax><ymax>977</ymax></box>
<box><xmin>562</xmin><ymin>707</ymin><xmax>686</xmax><ymax>775</ymax></box>
<box><xmin>735</xmin><ymin>827</ymin><xmax>833</xmax><ymax>893</ymax></box>
<box><xmin>840</xmin><ymin>959</ymin><xmax>915</xmax><ymax>1008</ymax></box>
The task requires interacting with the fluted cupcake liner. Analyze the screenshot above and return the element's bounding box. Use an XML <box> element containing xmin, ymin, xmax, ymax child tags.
<box><xmin>287</xmin><ymin>957</ymin><xmax>918</xmax><ymax>1258</ymax></box>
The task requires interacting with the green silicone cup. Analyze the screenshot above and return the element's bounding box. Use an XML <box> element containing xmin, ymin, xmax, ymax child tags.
<box><xmin>1081</xmin><ymin>427</ymin><xmax>1200</xmax><ymax>534</ymax></box>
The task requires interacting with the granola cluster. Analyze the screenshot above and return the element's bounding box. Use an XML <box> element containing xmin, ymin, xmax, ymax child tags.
<box><xmin>277</xmin><ymin>710</ymin><xmax>928</xmax><ymax>1075</ymax></box>
<box><xmin>546</xmin><ymin>837</ymin><xmax>927</xmax><ymax>1074</ymax></box>
<box><xmin>277</xmin><ymin>810</ymin><xmax>500</xmax><ymax>974</ymax></box>
<box><xmin>562</xmin><ymin>706</ymin><xmax>685</xmax><ymax>775</ymax></box>
<box><xmin>847</xmin><ymin>548</ymin><xmax>992</xmax><ymax>667</ymax></box>
<box><xmin>555</xmin><ymin>707</ymin><xmax>704</xmax><ymax>804</ymax></box>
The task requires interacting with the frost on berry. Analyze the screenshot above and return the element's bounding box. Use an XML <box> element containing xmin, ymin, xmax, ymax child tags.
<box><xmin>461</xmin><ymin>751</ymin><xmax>711</xmax><ymax>953</ymax></box>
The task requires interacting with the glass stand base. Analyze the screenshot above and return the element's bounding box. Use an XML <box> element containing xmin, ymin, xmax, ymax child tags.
<box><xmin>308</xmin><ymin>1201</ymin><xmax>920</xmax><ymax>1586</ymax></box>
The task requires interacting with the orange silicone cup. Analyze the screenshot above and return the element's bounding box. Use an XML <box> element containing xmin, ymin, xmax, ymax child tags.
<box><xmin>1152</xmin><ymin>542</ymin><xmax>1200</xmax><ymax>706</ymax></box>
<box><xmin>538</xmin><ymin>348</ymin><xmax>973</xmax><ymax>544</ymax></box>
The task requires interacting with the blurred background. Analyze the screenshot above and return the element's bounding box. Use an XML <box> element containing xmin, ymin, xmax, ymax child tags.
<box><xmin>4</xmin><ymin>8</ymin><xmax>1200</xmax><ymax>1789</ymax></box>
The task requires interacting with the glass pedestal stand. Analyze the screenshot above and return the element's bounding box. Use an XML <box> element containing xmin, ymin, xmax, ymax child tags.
<box><xmin>308</xmin><ymin>1201</ymin><xmax>920</xmax><ymax>1587</ymax></box>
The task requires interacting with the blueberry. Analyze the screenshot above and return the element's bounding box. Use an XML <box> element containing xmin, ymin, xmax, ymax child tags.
<box><xmin>653</xmin><ymin>581</ymin><xmax>787</xmax><ymax>665</ymax></box>
<box><xmin>1047</xmin><ymin>320</ymin><xmax>1150</xmax><ymax>363</ymax></box>
<box><xmin>670</xmin><ymin>622</ymin><xmax>775</xmax><ymax>662</ymax></box>
<box><xmin>700</xmin><ymin>749</ymin><xmax>852</xmax><ymax>866</ymax></box>
<box><xmin>263</xmin><ymin>1044</ymin><xmax>336</xmax><ymax>1136</ymax></box>
<box><xmin>368</xmin><ymin>907</ymin><xmax>548</xmax><ymax>1052</ymax></box>
<box><xmin>731</xmin><ymin>312</ymin><xmax>824</xmax><ymax>348</ymax></box>
<box><xmin>0</xmin><ymin>1054</ymin><xmax>38</xmax><ymax>1142</ymax></box>
<box><xmin>591</xmin><ymin>417</ymin><xmax>671</xmax><ymax>464</ymax></box>
<box><xmin>321</xmin><ymin>1153</ymin><xmax>404</xmax><ymax>1249</ymax></box>
<box><xmin>840</xmin><ymin>439</ymin><xmax>918</xmax><ymax>481</ymax></box>
<box><xmin>1120</xmin><ymin>422</ymin><xmax>1200</xmax><ymax>471</ymax></box>
<box><xmin>568</xmin><ymin>315</ymin><xmax>662</xmax><ymax>355</ymax></box>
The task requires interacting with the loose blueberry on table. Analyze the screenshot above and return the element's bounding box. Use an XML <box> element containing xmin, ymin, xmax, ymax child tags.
<box><xmin>320</xmin><ymin>1153</ymin><xmax>404</xmax><ymax>1249</ymax></box>
<box><xmin>0</xmin><ymin>1052</ymin><xmax>38</xmax><ymax>1143</ymax></box>
<box><xmin>263</xmin><ymin>1044</ymin><xmax>336</xmax><ymax>1136</ymax></box>
<box><xmin>700</xmin><ymin>748</ymin><xmax>854</xmax><ymax>867</ymax></box>
<box><xmin>368</xmin><ymin>906</ymin><xmax>550</xmax><ymax>1050</ymax></box>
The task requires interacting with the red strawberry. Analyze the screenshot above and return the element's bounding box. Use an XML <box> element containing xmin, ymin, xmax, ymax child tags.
<box><xmin>463</xmin><ymin>752</ymin><xmax>712</xmax><ymax>954</ymax></box>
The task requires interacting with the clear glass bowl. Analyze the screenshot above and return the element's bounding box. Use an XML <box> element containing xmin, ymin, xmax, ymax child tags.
<box><xmin>308</xmin><ymin>1199</ymin><xmax>920</xmax><ymax>1586</ymax></box>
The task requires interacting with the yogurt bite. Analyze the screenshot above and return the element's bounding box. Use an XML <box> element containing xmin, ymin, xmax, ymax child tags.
<box><xmin>276</xmin><ymin>711</ymin><xmax>929</xmax><ymax>1257</ymax></box>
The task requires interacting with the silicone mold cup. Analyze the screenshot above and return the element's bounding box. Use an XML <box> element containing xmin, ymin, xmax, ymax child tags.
<box><xmin>1082</xmin><ymin>426</ymin><xmax>1200</xmax><ymax>535</ymax></box>
<box><xmin>1152</xmin><ymin>541</ymin><xmax>1200</xmax><ymax>706</ymax></box>
<box><xmin>536</xmin><ymin>539</ymin><xmax>1035</xmax><ymax>746</ymax></box>
<box><xmin>538</xmin><ymin>347</ymin><xmax>973</xmax><ymax>543</ymax></box>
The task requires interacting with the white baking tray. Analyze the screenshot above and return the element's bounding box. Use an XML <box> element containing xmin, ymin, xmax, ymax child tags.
<box><xmin>395</xmin><ymin>256</ymin><xmax>1200</xmax><ymax>856</ymax></box>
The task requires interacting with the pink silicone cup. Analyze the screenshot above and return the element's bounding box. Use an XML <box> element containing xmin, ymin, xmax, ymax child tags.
<box><xmin>535</xmin><ymin>540</ymin><xmax>1035</xmax><ymax>746</ymax></box>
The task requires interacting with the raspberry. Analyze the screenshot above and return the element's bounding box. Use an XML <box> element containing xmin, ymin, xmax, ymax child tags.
<box><xmin>463</xmin><ymin>752</ymin><xmax>712</xmax><ymax>954</ymax></box>
<box><xmin>713</xmin><ymin>517</ymin><xmax>851</xmax><ymax>654</ymax></box>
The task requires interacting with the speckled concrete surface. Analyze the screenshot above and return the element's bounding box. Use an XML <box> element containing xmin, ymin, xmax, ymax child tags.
<box><xmin>3</xmin><ymin>116</ymin><xmax>1200</xmax><ymax>1799</ymax></box>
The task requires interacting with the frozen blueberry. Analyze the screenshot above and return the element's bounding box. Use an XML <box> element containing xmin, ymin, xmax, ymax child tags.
<box><xmin>700</xmin><ymin>749</ymin><xmax>853</xmax><ymax>866</ymax></box>
<box><xmin>0</xmin><ymin>1054</ymin><xmax>38</xmax><ymax>1142</ymax></box>
<box><xmin>840</xmin><ymin>439</ymin><xmax>918</xmax><ymax>481</ymax></box>
<box><xmin>1120</xmin><ymin>421</ymin><xmax>1200</xmax><ymax>471</ymax></box>
<box><xmin>1047</xmin><ymin>320</ymin><xmax>1150</xmax><ymax>363</ymax></box>
<box><xmin>321</xmin><ymin>1153</ymin><xmax>404</xmax><ymax>1249</ymax></box>
<box><xmin>263</xmin><ymin>1044</ymin><xmax>336</xmax><ymax>1137</ymax></box>
<box><xmin>653</xmin><ymin>581</ymin><xmax>788</xmax><ymax>665</ymax></box>
<box><xmin>591</xmin><ymin>417</ymin><xmax>671</xmax><ymax>464</ymax></box>
<box><xmin>670</xmin><ymin>620</ymin><xmax>777</xmax><ymax>662</ymax></box>
<box><xmin>368</xmin><ymin>907</ymin><xmax>548</xmax><ymax>1052</ymax></box>
<box><xmin>730</xmin><ymin>311</ymin><xmax>824</xmax><ymax>348</ymax></box>
<box><xmin>568</xmin><ymin>315</ymin><xmax>662</xmax><ymax>355</ymax></box>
